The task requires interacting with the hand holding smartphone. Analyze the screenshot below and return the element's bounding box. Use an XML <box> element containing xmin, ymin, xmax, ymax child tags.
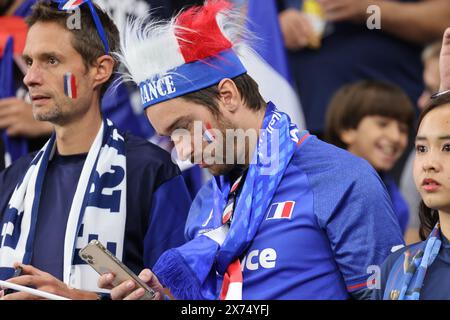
<box><xmin>79</xmin><ymin>240</ymin><xmax>156</xmax><ymax>300</ymax></box>
<box><xmin>3</xmin><ymin>267</ymin><xmax>23</xmax><ymax>296</ymax></box>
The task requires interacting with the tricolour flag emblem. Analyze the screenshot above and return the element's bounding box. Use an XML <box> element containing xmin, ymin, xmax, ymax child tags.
<box><xmin>222</xmin><ymin>202</ymin><xmax>234</xmax><ymax>225</ymax></box>
<box><xmin>266</xmin><ymin>201</ymin><xmax>295</xmax><ymax>220</ymax></box>
<box><xmin>55</xmin><ymin>0</ymin><xmax>87</xmax><ymax>11</ymax></box>
<box><xmin>64</xmin><ymin>72</ymin><xmax>77</xmax><ymax>99</ymax></box>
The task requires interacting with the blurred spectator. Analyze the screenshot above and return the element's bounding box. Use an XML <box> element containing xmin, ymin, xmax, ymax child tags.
<box><xmin>0</xmin><ymin>0</ymin><xmax>33</xmax><ymax>16</ymax></box>
<box><xmin>277</xmin><ymin>0</ymin><xmax>450</xmax><ymax>138</ymax></box>
<box><xmin>439</xmin><ymin>27</ymin><xmax>450</xmax><ymax>91</ymax></box>
<box><xmin>1</xmin><ymin>0</ymin><xmax>51</xmax><ymax>167</ymax></box>
<box><xmin>400</xmin><ymin>41</ymin><xmax>441</xmax><ymax>244</ymax></box>
<box><xmin>325</xmin><ymin>80</ymin><xmax>415</xmax><ymax>235</ymax></box>
<box><xmin>417</xmin><ymin>43</ymin><xmax>442</xmax><ymax>109</ymax></box>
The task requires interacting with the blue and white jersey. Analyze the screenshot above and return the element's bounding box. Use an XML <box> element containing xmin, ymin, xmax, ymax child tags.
<box><xmin>186</xmin><ymin>135</ymin><xmax>404</xmax><ymax>299</ymax></box>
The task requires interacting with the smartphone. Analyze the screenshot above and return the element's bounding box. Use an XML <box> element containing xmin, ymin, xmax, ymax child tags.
<box><xmin>79</xmin><ymin>240</ymin><xmax>156</xmax><ymax>300</ymax></box>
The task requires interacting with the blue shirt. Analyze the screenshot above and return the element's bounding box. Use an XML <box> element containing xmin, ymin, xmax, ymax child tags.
<box><xmin>381</xmin><ymin>174</ymin><xmax>409</xmax><ymax>235</ymax></box>
<box><xmin>186</xmin><ymin>135</ymin><xmax>404</xmax><ymax>299</ymax></box>
<box><xmin>372</xmin><ymin>234</ymin><xmax>450</xmax><ymax>300</ymax></box>
<box><xmin>0</xmin><ymin>133</ymin><xmax>192</xmax><ymax>280</ymax></box>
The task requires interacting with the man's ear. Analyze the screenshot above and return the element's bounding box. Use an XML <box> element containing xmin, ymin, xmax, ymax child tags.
<box><xmin>217</xmin><ymin>78</ymin><xmax>241</xmax><ymax>113</ymax></box>
<box><xmin>340</xmin><ymin>128</ymin><xmax>357</xmax><ymax>146</ymax></box>
<box><xmin>92</xmin><ymin>55</ymin><xmax>115</xmax><ymax>90</ymax></box>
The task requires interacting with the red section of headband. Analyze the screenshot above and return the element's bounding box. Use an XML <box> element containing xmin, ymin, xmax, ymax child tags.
<box><xmin>175</xmin><ymin>0</ymin><xmax>233</xmax><ymax>63</ymax></box>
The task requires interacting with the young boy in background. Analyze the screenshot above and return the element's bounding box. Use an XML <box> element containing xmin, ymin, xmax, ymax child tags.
<box><xmin>325</xmin><ymin>80</ymin><xmax>415</xmax><ymax>235</ymax></box>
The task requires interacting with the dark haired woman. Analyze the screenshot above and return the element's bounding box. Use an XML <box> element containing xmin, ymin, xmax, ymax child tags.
<box><xmin>372</xmin><ymin>93</ymin><xmax>450</xmax><ymax>300</ymax></box>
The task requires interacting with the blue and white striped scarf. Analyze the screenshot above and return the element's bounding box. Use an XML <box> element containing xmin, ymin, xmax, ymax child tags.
<box><xmin>383</xmin><ymin>223</ymin><xmax>442</xmax><ymax>300</ymax></box>
<box><xmin>0</xmin><ymin>119</ymin><xmax>127</xmax><ymax>293</ymax></box>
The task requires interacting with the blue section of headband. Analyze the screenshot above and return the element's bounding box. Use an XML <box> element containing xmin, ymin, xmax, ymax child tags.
<box><xmin>139</xmin><ymin>49</ymin><xmax>247</xmax><ymax>110</ymax></box>
<box><xmin>52</xmin><ymin>0</ymin><xmax>109</xmax><ymax>53</ymax></box>
<box><xmin>85</xmin><ymin>0</ymin><xmax>109</xmax><ymax>53</ymax></box>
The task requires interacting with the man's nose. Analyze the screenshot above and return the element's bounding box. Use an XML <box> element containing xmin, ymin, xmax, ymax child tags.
<box><xmin>23</xmin><ymin>64</ymin><xmax>43</xmax><ymax>88</ymax></box>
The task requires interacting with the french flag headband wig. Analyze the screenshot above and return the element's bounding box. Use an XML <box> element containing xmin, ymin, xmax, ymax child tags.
<box><xmin>117</xmin><ymin>0</ymin><xmax>249</xmax><ymax>110</ymax></box>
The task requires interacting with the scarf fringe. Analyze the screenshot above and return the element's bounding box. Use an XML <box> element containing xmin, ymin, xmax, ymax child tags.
<box><xmin>153</xmin><ymin>248</ymin><xmax>215</xmax><ymax>300</ymax></box>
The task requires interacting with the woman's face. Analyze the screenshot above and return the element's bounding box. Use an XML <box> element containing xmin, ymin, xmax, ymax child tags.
<box><xmin>413</xmin><ymin>105</ymin><xmax>450</xmax><ymax>213</ymax></box>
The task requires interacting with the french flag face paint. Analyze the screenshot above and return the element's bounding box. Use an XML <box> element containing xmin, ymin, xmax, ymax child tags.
<box><xmin>203</xmin><ymin>122</ymin><xmax>215</xmax><ymax>144</ymax></box>
<box><xmin>64</xmin><ymin>72</ymin><xmax>77</xmax><ymax>99</ymax></box>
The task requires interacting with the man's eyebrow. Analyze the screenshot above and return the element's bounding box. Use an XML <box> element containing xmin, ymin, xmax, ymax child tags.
<box><xmin>39</xmin><ymin>51</ymin><xmax>64</xmax><ymax>59</ymax></box>
<box><xmin>415</xmin><ymin>136</ymin><xmax>426</xmax><ymax>141</ymax></box>
<box><xmin>22</xmin><ymin>51</ymin><xmax>64</xmax><ymax>61</ymax></box>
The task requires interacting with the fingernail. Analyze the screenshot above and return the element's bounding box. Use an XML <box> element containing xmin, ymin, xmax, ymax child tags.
<box><xmin>127</xmin><ymin>281</ymin><xmax>135</xmax><ymax>289</ymax></box>
<box><xmin>143</xmin><ymin>269</ymin><xmax>151</xmax><ymax>278</ymax></box>
<box><xmin>106</xmin><ymin>274</ymin><xmax>113</xmax><ymax>281</ymax></box>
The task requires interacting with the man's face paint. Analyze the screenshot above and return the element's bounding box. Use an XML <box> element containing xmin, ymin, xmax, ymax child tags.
<box><xmin>203</xmin><ymin>121</ymin><xmax>215</xmax><ymax>144</ymax></box>
<box><xmin>63</xmin><ymin>72</ymin><xmax>77</xmax><ymax>99</ymax></box>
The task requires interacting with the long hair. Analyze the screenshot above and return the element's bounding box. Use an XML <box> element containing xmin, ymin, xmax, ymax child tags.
<box><xmin>418</xmin><ymin>202</ymin><xmax>439</xmax><ymax>240</ymax></box>
<box><xmin>416</xmin><ymin>92</ymin><xmax>450</xmax><ymax>239</ymax></box>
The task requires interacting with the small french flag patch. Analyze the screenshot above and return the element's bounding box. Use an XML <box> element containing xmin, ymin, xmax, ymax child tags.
<box><xmin>266</xmin><ymin>201</ymin><xmax>295</xmax><ymax>220</ymax></box>
<box><xmin>64</xmin><ymin>72</ymin><xmax>77</xmax><ymax>99</ymax></box>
